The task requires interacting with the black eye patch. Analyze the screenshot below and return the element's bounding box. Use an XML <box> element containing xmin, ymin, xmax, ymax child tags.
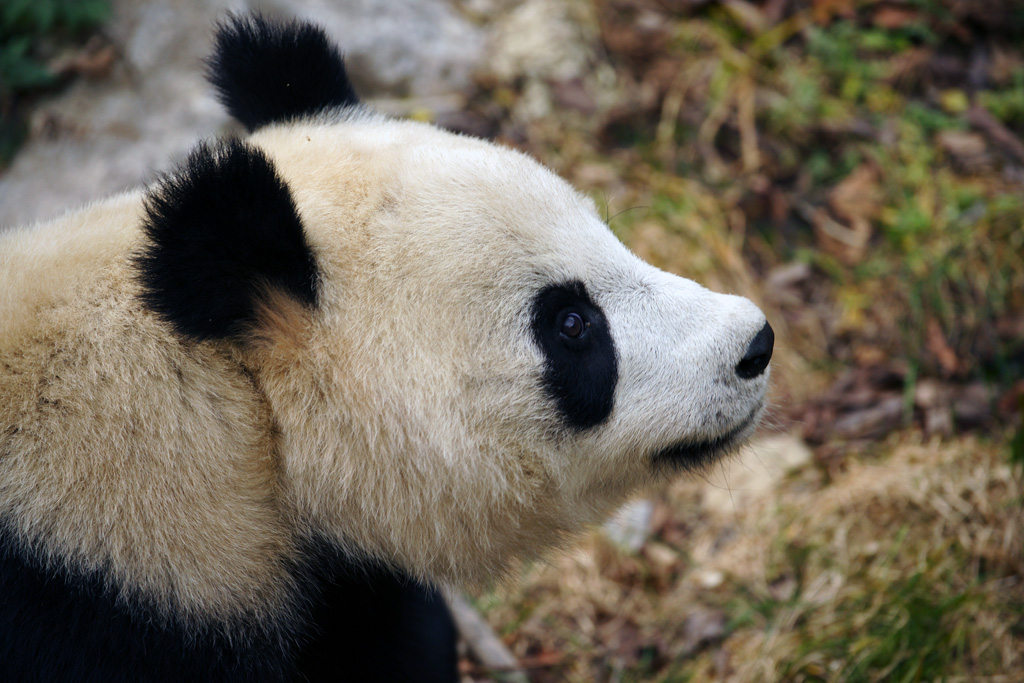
<box><xmin>531</xmin><ymin>281</ymin><xmax>618</xmax><ymax>430</ymax></box>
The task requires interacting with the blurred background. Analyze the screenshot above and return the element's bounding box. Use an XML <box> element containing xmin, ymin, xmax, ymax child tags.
<box><xmin>1</xmin><ymin>0</ymin><xmax>1022</xmax><ymax>680</ymax></box>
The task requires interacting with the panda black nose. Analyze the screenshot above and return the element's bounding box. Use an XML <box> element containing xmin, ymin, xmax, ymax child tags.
<box><xmin>736</xmin><ymin>321</ymin><xmax>774</xmax><ymax>379</ymax></box>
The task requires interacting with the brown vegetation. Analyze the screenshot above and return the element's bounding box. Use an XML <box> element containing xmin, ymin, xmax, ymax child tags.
<box><xmin>452</xmin><ymin>1</ymin><xmax>1024</xmax><ymax>680</ymax></box>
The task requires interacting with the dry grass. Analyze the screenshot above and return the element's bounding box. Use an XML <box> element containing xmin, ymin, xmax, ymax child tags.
<box><xmin>451</xmin><ymin>2</ymin><xmax>1024</xmax><ymax>680</ymax></box>
<box><xmin>469</xmin><ymin>433</ymin><xmax>1022</xmax><ymax>682</ymax></box>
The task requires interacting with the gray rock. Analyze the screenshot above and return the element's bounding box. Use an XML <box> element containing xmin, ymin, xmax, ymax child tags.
<box><xmin>263</xmin><ymin>0</ymin><xmax>485</xmax><ymax>98</ymax></box>
<box><xmin>0</xmin><ymin>0</ymin><xmax>241</xmax><ymax>228</ymax></box>
<box><xmin>0</xmin><ymin>0</ymin><xmax>485</xmax><ymax>229</ymax></box>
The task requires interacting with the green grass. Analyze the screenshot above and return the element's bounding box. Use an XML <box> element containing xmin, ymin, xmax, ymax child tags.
<box><xmin>784</xmin><ymin>572</ymin><xmax>977</xmax><ymax>682</ymax></box>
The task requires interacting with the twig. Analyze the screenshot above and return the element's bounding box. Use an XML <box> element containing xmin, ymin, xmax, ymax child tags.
<box><xmin>968</xmin><ymin>102</ymin><xmax>1024</xmax><ymax>166</ymax></box>
<box><xmin>446</xmin><ymin>592</ymin><xmax>529</xmax><ymax>683</ymax></box>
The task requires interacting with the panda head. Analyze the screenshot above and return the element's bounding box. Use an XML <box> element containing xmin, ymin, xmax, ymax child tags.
<box><xmin>137</xmin><ymin>14</ymin><xmax>773</xmax><ymax>584</ymax></box>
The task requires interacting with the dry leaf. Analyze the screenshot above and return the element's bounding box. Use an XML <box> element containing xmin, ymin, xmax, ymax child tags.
<box><xmin>810</xmin><ymin>164</ymin><xmax>881</xmax><ymax>265</ymax></box>
<box><xmin>873</xmin><ymin>6</ymin><xmax>924</xmax><ymax>30</ymax></box>
<box><xmin>811</xmin><ymin>0</ymin><xmax>858</xmax><ymax>24</ymax></box>
<box><xmin>829</xmin><ymin>164</ymin><xmax>880</xmax><ymax>226</ymax></box>
<box><xmin>926</xmin><ymin>317</ymin><xmax>962</xmax><ymax>377</ymax></box>
<box><xmin>937</xmin><ymin>130</ymin><xmax>990</xmax><ymax>172</ymax></box>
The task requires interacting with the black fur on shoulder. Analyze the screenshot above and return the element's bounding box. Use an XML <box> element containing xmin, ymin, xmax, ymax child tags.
<box><xmin>0</xmin><ymin>524</ymin><xmax>296</xmax><ymax>682</ymax></box>
<box><xmin>0</xmin><ymin>526</ymin><xmax>458</xmax><ymax>682</ymax></box>
<box><xmin>207</xmin><ymin>13</ymin><xmax>359</xmax><ymax>131</ymax></box>
<box><xmin>136</xmin><ymin>138</ymin><xmax>319</xmax><ymax>342</ymax></box>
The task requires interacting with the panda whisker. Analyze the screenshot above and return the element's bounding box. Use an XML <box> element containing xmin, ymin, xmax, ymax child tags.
<box><xmin>606</xmin><ymin>204</ymin><xmax>649</xmax><ymax>227</ymax></box>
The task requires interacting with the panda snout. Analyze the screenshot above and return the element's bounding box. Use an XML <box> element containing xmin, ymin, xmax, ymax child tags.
<box><xmin>735</xmin><ymin>321</ymin><xmax>774</xmax><ymax>380</ymax></box>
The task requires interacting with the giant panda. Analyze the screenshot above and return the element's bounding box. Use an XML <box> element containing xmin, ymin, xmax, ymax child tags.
<box><xmin>0</xmin><ymin>13</ymin><xmax>773</xmax><ymax>683</ymax></box>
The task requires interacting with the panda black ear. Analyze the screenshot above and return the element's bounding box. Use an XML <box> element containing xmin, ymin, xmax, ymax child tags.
<box><xmin>136</xmin><ymin>139</ymin><xmax>319</xmax><ymax>341</ymax></box>
<box><xmin>207</xmin><ymin>13</ymin><xmax>359</xmax><ymax>131</ymax></box>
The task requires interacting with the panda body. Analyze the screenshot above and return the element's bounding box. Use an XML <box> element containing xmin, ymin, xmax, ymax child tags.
<box><xmin>0</xmin><ymin>15</ymin><xmax>772</xmax><ymax>682</ymax></box>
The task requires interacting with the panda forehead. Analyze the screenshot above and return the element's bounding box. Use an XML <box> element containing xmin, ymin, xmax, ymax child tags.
<box><xmin>391</xmin><ymin>140</ymin><xmax>650</xmax><ymax>295</ymax></box>
<box><xmin>267</xmin><ymin>116</ymin><xmax>598</xmax><ymax>222</ymax></box>
<box><xmin>266</xmin><ymin>118</ymin><xmax>642</xmax><ymax>293</ymax></box>
<box><xmin>397</xmin><ymin>143</ymin><xmax>607</xmax><ymax>238</ymax></box>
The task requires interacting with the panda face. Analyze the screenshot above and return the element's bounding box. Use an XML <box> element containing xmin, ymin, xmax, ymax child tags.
<box><xmin>229</xmin><ymin>123</ymin><xmax>770</xmax><ymax>581</ymax></box>
<box><xmin>379</xmin><ymin>135</ymin><xmax>770</xmax><ymax>469</ymax></box>
<box><xmin>122</xmin><ymin>15</ymin><xmax>772</xmax><ymax>584</ymax></box>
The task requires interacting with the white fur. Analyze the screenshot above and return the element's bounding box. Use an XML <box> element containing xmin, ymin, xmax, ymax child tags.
<box><xmin>0</xmin><ymin>112</ymin><xmax>769</xmax><ymax>622</ymax></box>
<box><xmin>249</xmin><ymin>116</ymin><xmax>769</xmax><ymax>581</ymax></box>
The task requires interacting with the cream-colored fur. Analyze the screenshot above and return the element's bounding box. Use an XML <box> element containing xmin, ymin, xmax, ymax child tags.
<box><xmin>0</xmin><ymin>113</ymin><xmax>769</xmax><ymax>624</ymax></box>
<box><xmin>0</xmin><ymin>199</ymin><xmax>293</xmax><ymax>625</ymax></box>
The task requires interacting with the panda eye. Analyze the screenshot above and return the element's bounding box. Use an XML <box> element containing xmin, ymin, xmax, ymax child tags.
<box><xmin>560</xmin><ymin>311</ymin><xmax>587</xmax><ymax>339</ymax></box>
<box><xmin>531</xmin><ymin>282</ymin><xmax>618</xmax><ymax>430</ymax></box>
